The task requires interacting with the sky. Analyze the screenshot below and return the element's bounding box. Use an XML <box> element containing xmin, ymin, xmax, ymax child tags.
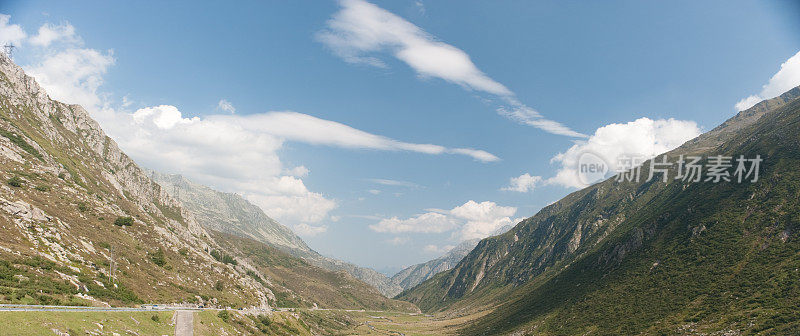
<box><xmin>1</xmin><ymin>0</ymin><xmax>799</xmax><ymax>275</ymax></box>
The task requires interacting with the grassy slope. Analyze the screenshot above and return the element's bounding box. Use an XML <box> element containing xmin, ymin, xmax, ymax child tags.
<box><xmin>0</xmin><ymin>92</ymin><xmax>266</xmax><ymax>308</ymax></box>
<box><xmin>399</xmin><ymin>89</ymin><xmax>800</xmax><ymax>335</ymax></box>
<box><xmin>213</xmin><ymin>231</ymin><xmax>419</xmax><ymax>313</ymax></box>
<box><xmin>0</xmin><ymin>311</ymin><xmax>174</xmax><ymax>336</ymax></box>
<box><xmin>463</xmin><ymin>95</ymin><xmax>800</xmax><ymax>334</ymax></box>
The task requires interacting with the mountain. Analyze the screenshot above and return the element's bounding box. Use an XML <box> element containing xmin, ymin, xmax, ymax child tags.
<box><xmin>147</xmin><ymin>172</ymin><xmax>309</xmax><ymax>254</ymax></box>
<box><xmin>390</xmin><ymin>224</ymin><xmax>513</xmax><ymax>293</ymax></box>
<box><xmin>398</xmin><ymin>87</ymin><xmax>800</xmax><ymax>334</ymax></box>
<box><xmin>149</xmin><ymin>171</ymin><xmax>404</xmax><ymax>297</ymax></box>
<box><xmin>0</xmin><ymin>53</ymin><xmax>415</xmax><ymax>316</ymax></box>
<box><xmin>391</xmin><ymin>238</ymin><xmax>480</xmax><ymax>291</ymax></box>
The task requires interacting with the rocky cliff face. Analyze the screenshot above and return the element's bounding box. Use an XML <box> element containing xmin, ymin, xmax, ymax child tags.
<box><xmin>149</xmin><ymin>171</ymin><xmax>309</xmax><ymax>252</ymax></box>
<box><xmin>390</xmin><ymin>238</ymin><xmax>480</xmax><ymax>292</ymax></box>
<box><xmin>0</xmin><ymin>52</ymin><xmax>276</xmax><ymax>308</ymax></box>
<box><xmin>149</xmin><ymin>171</ymin><xmax>405</xmax><ymax>297</ymax></box>
<box><xmin>0</xmin><ymin>53</ymin><xmax>416</xmax><ymax>312</ymax></box>
<box><xmin>399</xmin><ymin>86</ymin><xmax>800</xmax><ymax>334</ymax></box>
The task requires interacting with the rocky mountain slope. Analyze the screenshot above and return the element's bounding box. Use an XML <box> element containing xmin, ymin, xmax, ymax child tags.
<box><xmin>0</xmin><ymin>53</ymin><xmax>415</xmax><ymax>314</ymax></box>
<box><xmin>148</xmin><ymin>172</ymin><xmax>310</xmax><ymax>254</ymax></box>
<box><xmin>399</xmin><ymin>87</ymin><xmax>800</xmax><ymax>334</ymax></box>
<box><xmin>390</xmin><ymin>238</ymin><xmax>480</xmax><ymax>292</ymax></box>
<box><xmin>149</xmin><ymin>171</ymin><xmax>404</xmax><ymax>297</ymax></box>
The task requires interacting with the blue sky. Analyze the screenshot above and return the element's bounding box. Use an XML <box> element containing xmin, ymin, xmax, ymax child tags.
<box><xmin>1</xmin><ymin>0</ymin><xmax>799</xmax><ymax>274</ymax></box>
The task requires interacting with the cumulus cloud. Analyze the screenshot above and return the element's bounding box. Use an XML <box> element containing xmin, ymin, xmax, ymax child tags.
<box><xmin>735</xmin><ymin>51</ymin><xmax>800</xmax><ymax>111</ymax></box>
<box><xmin>450</xmin><ymin>200</ymin><xmax>517</xmax><ymax>240</ymax></box>
<box><xmin>502</xmin><ymin>173</ymin><xmax>542</xmax><ymax>192</ymax></box>
<box><xmin>318</xmin><ymin>0</ymin><xmax>584</xmax><ymax>138</ymax></box>
<box><xmin>24</xmin><ymin>48</ymin><xmax>115</xmax><ymax>112</ymax></box>
<box><xmin>370</xmin><ymin>212</ymin><xmax>458</xmax><ymax>234</ymax></box>
<box><xmin>30</xmin><ymin>22</ymin><xmax>77</xmax><ymax>47</ymax></box>
<box><xmin>14</xmin><ymin>17</ymin><xmax>503</xmax><ymax>232</ymax></box>
<box><xmin>547</xmin><ymin>117</ymin><xmax>701</xmax><ymax>188</ymax></box>
<box><xmin>217</xmin><ymin>99</ymin><xmax>235</xmax><ymax>114</ymax></box>
<box><xmin>0</xmin><ymin>14</ymin><xmax>26</xmax><ymax>46</ymax></box>
<box><xmin>293</xmin><ymin>223</ymin><xmax>328</xmax><ymax>237</ymax></box>
<box><xmin>370</xmin><ymin>200</ymin><xmax>517</xmax><ymax>241</ymax></box>
<box><xmin>284</xmin><ymin>165</ymin><xmax>309</xmax><ymax>177</ymax></box>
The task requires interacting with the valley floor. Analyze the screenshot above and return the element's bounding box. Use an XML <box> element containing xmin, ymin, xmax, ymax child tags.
<box><xmin>0</xmin><ymin>306</ymin><xmax>486</xmax><ymax>335</ymax></box>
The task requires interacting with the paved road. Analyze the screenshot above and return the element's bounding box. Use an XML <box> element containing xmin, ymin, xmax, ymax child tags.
<box><xmin>175</xmin><ymin>310</ymin><xmax>194</xmax><ymax>336</ymax></box>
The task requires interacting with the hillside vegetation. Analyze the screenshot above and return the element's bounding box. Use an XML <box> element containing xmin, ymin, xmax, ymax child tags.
<box><xmin>399</xmin><ymin>87</ymin><xmax>800</xmax><ymax>335</ymax></box>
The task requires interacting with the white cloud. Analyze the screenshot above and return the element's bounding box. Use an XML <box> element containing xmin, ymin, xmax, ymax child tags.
<box><xmin>368</xmin><ymin>189</ymin><xmax>381</xmax><ymax>195</ymax></box>
<box><xmin>370</xmin><ymin>200</ymin><xmax>516</xmax><ymax>241</ymax></box>
<box><xmin>318</xmin><ymin>0</ymin><xmax>584</xmax><ymax>138</ymax></box>
<box><xmin>415</xmin><ymin>1</ymin><xmax>426</xmax><ymax>15</ymax></box>
<box><xmin>293</xmin><ymin>223</ymin><xmax>328</xmax><ymax>237</ymax></box>
<box><xmin>217</xmin><ymin>99</ymin><xmax>235</xmax><ymax>114</ymax></box>
<box><xmin>367</xmin><ymin>178</ymin><xmax>420</xmax><ymax>188</ymax></box>
<box><xmin>284</xmin><ymin>165</ymin><xmax>309</xmax><ymax>177</ymax></box>
<box><xmin>219</xmin><ymin>111</ymin><xmax>497</xmax><ymax>162</ymax></box>
<box><xmin>370</xmin><ymin>212</ymin><xmax>457</xmax><ymax>234</ymax></box>
<box><xmin>16</xmin><ymin>17</ymin><xmax>504</xmax><ymax>231</ymax></box>
<box><xmin>423</xmin><ymin>244</ymin><xmax>455</xmax><ymax>254</ymax></box>
<box><xmin>450</xmin><ymin>200</ymin><xmax>517</xmax><ymax>240</ymax></box>
<box><xmin>30</xmin><ymin>22</ymin><xmax>77</xmax><ymax>47</ymax></box>
<box><xmin>502</xmin><ymin>173</ymin><xmax>542</xmax><ymax>192</ymax></box>
<box><xmin>133</xmin><ymin>105</ymin><xmax>198</xmax><ymax>129</ymax></box>
<box><xmin>24</xmin><ymin>48</ymin><xmax>114</xmax><ymax>112</ymax></box>
<box><xmin>0</xmin><ymin>14</ymin><xmax>26</xmax><ymax>47</ymax></box>
<box><xmin>547</xmin><ymin>117</ymin><xmax>701</xmax><ymax>188</ymax></box>
<box><xmin>735</xmin><ymin>51</ymin><xmax>800</xmax><ymax>111</ymax></box>
<box><xmin>387</xmin><ymin>236</ymin><xmax>409</xmax><ymax>245</ymax></box>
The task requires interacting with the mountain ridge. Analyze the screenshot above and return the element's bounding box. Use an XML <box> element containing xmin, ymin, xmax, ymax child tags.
<box><xmin>149</xmin><ymin>170</ymin><xmax>405</xmax><ymax>297</ymax></box>
<box><xmin>0</xmin><ymin>53</ymin><xmax>416</xmax><ymax>317</ymax></box>
<box><xmin>398</xmin><ymin>86</ymin><xmax>800</xmax><ymax>334</ymax></box>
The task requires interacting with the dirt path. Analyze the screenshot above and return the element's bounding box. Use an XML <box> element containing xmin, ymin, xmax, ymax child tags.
<box><xmin>175</xmin><ymin>310</ymin><xmax>194</xmax><ymax>336</ymax></box>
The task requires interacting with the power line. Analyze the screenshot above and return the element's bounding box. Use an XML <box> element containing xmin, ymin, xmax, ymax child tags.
<box><xmin>2</xmin><ymin>43</ymin><xmax>14</xmax><ymax>59</ymax></box>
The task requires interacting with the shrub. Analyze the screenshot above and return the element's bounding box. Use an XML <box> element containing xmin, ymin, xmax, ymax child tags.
<box><xmin>178</xmin><ymin>247</ymin><xmax>189</xmax><ymax>256</ymax></box>
<box><xmin>35</xmin><ymin>185</ymin><xmax>50</xmax><ymax>192</ymax></box>
<box><xmin>149</xmin><ymin>249</ymin><xmax>166</xmax><ymax>267</ymax></box>
<box><xmin>113</xmin><ymin>216</ymin><xmax>134</xmax><ymax>226</ymax></box>
<box><xmin>210</xmin><ymin>249</ymin><xmax>237</xmax><ymax>265</ymax></box>
<box><xmin>217</xmin><ymin>309</ymin><xmax>230</xmax><ymax>322</ymax></box>
<box><xmin>7</xmin><ymin>176</ymin><xmax>24</xmax><ymax>187</ymax></box>
<box><xmin>215</xmin><ymin>280</ymin><xmax>224</xmax><ymax>291</ymax></box>
<box><xmin>151</xmin><ymin>314</ymin><xmax>160</xmax><ymax>322</ymax></box>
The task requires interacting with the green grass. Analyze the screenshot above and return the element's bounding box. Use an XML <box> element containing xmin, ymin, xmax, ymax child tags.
<box><xmin>0</xmin><ymin>311</ymin><xmax>174</xmax><ymax>336</ymax></box>
<box><xmin>0</xmin><ymin>128</ymin><xmax>43</xmax><ymax>161</ymax></box>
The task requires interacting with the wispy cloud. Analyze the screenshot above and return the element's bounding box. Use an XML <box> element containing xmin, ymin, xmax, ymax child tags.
<box><xmin>217</xmin><ymin>99</ymin><xmax>236</xmax><ymax>114</ymax></box>
<box><xmin>220</xmin><ymin>111</ymin><xmax>498</xmax><ymax>162</ymax></box>
<box><xmin>7</xmin><ymin>14</ymin><xmax>499</xmax><ymax>235</ymax></box>
<box><xmin>367</xmin><ymin>178</ymin><xmax>420</xmax><ymax>188</ymax></box>
<box><xmin>318</xmin><ymin>0</ymin><xmax>585</xmax><ymax>138</ymax></box>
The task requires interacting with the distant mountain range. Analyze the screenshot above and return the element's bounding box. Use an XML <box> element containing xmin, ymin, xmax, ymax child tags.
<box><xmin>398</xmin><ymin>86</ymin><xmax>800</xmax><ymax>334</ymax></box>
<box><xmin>390</xmin><ymin>238</ymin><xmax>480</xmax><ymax>291</ymax></box>
<box><xmin>149</xmin><ymin>171</ymin><xmax>405</xmax><ymax>297</ymax></box>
